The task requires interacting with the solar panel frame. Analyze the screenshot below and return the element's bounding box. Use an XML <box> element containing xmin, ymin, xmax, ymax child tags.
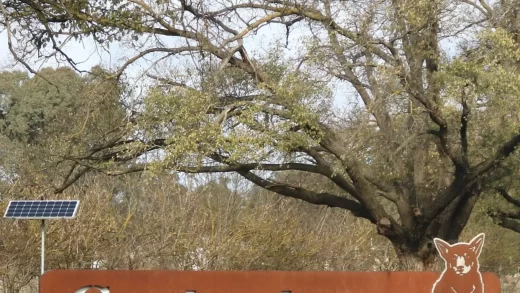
<box><xmin>3</xmin><ymin>200</ymin><xmax>80</xmax><ymax>219</ymax></box>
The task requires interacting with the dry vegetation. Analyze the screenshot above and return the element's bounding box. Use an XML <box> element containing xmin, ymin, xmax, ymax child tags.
<box><xmin>0</xmin><ymin>172</ymin><xmax>518</xmax><ymax>293</ymax></box>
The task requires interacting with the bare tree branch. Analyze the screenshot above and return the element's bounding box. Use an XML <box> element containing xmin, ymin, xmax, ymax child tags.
<box><xmin>488</xmin><ymin>210</ymin><xmax>520</xmax><ymax>233</ymax></box>
<box><xmin>460</xmin><ymin>96</ymin><xmax>471</xmax><ymax>167</ymax></box>
<box><xmin>54</xmin><ymin>165</ymin><xmax>90</xmax><ymax>194</ymax></box>
<box><xmin>146</xmin><ymin>74</ymin><xmax>196</xmax><ymax>90</ymax></box>
<box><xmin>0</xmin><ymin>0</ymin><xmax>56</xmax><ymax>87</ymax></box>
<box><xmin>112</xmin><ymin>47</ymin><xmax>202</xmax><ymax>79</ymax></box>
<box><xmin>106</xmin><ymin>161</ymin><xmax>324</xmax><ymax>176</ymax></box>
<box><xmin>237</xmin><ymin>169</ymin><xmax>376</xmax><ymax>223</ymax></box>
<box><xmin>459</xmin><ymin>0</ymin><xmax>493</xmax><ymax>17</ymax></box>
<box><xmin>495</xmin><ymin>187</ymin><xmax>520</xmax><ymax>207</ymax></box>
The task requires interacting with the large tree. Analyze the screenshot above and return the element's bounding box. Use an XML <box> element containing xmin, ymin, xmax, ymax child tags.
<box><xmin>1</xmin><ymin>0</ymin><xmax>520</xmax><ymax>270</ymax></box>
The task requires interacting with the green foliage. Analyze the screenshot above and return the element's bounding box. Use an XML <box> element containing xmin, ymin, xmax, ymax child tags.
<box><xmin>0</xmin><ymin>66</ymin><xmax>125</xmax><ymax>145</ymax></box>
<box><xmin>434</xmin><ymin>27</ymin><xmax>520</xmax><ymax>158</ymax></box>
<box><xmin>139</xmin><ymin>56</ymin><xmax>332</xmax><ymax>168</ymax></box>
<box><xmin>0</xmin><ymin>66</ymin><xmax>127</xmax><ymax>196</ymax></box>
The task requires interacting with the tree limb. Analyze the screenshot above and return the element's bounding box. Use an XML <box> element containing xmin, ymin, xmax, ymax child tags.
<box><xmin>488</xmin><ymin>210</ymin><xmax>520</xmax><ymax>233</ymax></box>
<box><xmin>112</xmin><ymin>47</ymin><xmax>202</xmax><ymax>79</ymax></box>
<box><xmin>146</xmin><ymin>74</ymin><xmax>196</xmax><ymax>90</ymax></box>
<box><xmin>460</xmin><ymin>97</ymin><xmax>470</xmax><ymax>167</ymax></box>
<box><xmin>106</xmin><ymin>162</ymin><xmax>325</xmax><ymax>176</ymax></box>
<box><xmin>472</xmin><ymin>132</ymin><xmax>520</xmax><ymax>176</ymax></box>
<box><xmin>237</xmin><ymin>169</ymin><xmax>376</xmax><ymax>223</ymax></box>
<box><xmin>420</xmin><ymin>166</ymin><xmax>467</xmax><ymax>231</ymax></box>
<box><xmin>459</xmin><ymin>0</ymin><xmax>493</xmax><ymax>18</ymax></box>
<box><xmin>206</xmin><ymin>152</ymin><xmax>380</xmax><ymax>223</ymax></box>
<box><xmin>54</xmin><ymin>165</ymin><xmax>90</xmax><ymax>194</ymax></box>
<box><xmin>495</xmin><ymin>187</ymin><xmax>520</xmax><ymax>207</ymax></box>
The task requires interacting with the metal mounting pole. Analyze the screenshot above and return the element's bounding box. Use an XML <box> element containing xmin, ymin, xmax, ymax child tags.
<box><xmin>41</xmin><ymin>219</ymin><xmax>45</xmax><ymax>276</ymax></box>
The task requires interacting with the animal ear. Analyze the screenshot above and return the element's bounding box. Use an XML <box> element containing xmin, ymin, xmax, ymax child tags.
<box><xmin>468</xmin><ymin>233</ymin><xmax>485</xmax><ymax>257</ymax></box>
<box><xmin>433</xmin><ymin>238</ymin><xmax>451</xmax><ymax>260</ymax></box>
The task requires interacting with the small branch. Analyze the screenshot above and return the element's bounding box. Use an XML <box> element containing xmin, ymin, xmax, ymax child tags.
<box><xmin>301</xmin><ymin>146</ymin><xmax>359</xmax><ymax>197</ymax></box>
<box><xmin>459</xmin><ymin>0</ymin><xmax>492</xmax><ymax>17</ymax></box>
<box><xmin>180</xmin><ymin>0</ymin><xmax>239</xmax><ymax>35</ymax></box>
<box><xmin>499</xmin><ymin>211</ymin><xmax>520</xmax><ymax>220</ymax></box>
<box><xmin>54</xmin><ymin>166</ymin><xmax>90</xmax><ymax>194</ymax></box>
<box><xmin>460</xmin><ymin>95</ymin><xmax>470</xmax><ymax>167</ymax></box>
<box><xmin>217</xmin><ymin>39</ymin><xmax>244</xmax><ymax>72</ymax></box>
<box><xmin>363</xmin><ymin>175</ymin><xmax>397</xmax><ymax>201</ymax></box>
<box><xmin>392</xmin><ymin>132</ymin><xmax>429</xmax><ymax>156</ymax></box>
<box><xmin>18</xmin><ymin>0</ymin><xmax>91</xmax><ymax>75</ymax></box>
<box><xmin>399</xmin><ymin>69</ymin><xmax>464</xmax><ymax>169</ymax></box>
<box><xmin>112</xmin><ymin>47</ymin><xmax>201</xmax><ymax>79</ymax></box>
<box><xmin>221</xmin><ymin>11</ymin><xmax>287</xmax><ymax>48</ymax></box>
<box><xmin>495</xmin><ymin>187</ymin><xmax>520</xmax><ymax>207</ymax></box>
<box><xmin>146</xmin><ymin>74</ymin><xmax>196</xmax><ymax>90</ymax></box>
<box><xmin>0</xmin><ymin>1</ymin><xmax>56</xmax><ymax>87</ymax></box>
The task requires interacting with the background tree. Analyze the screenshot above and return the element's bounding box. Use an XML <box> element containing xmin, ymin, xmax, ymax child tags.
<box><xmin>0</xmin><ymin>66</ymin><xmax>129</xmax><ymax>292</ymax></box>
<box><xmin>0</xmin><ymin>66</ymin><xmax>127</xmax><ymax>197</ymax></box>
<box><xmin>1</xmin><ymin>0</ymin><xmax>520</xmax><ymax>271</ymax></box>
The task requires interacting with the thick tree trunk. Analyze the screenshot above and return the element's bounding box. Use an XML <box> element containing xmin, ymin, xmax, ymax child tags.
<box><xmin>392</xmin><ymin>241</ymin><xmax>439</xmax><ymax>271</ymax></box>
<box><xmin>396</xmin><ymin>250</ymin><xmax>441</xmax><ymax>271</ymax></box>
<box><xmin>397</xmin><ymin>253</ymin><xmax>430</xmax><ymax>271</ymax></box>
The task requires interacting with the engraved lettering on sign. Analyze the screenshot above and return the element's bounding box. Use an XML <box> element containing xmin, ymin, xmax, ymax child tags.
<box><xmin>74</xmin><ymin>285</ymin><xmax>110</xmax><ymax>293</ymax></box>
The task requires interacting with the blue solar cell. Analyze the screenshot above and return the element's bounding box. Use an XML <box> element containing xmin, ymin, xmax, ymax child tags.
<box><xmin>3</xmin><ymin>200</ymin><xmax>79</xmax><ymax>219</ymax></box>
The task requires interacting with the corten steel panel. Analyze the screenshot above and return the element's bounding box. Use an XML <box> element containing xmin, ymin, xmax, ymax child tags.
<box><xmin>39</xmin><ymin>270</ymin><xmax>502</xmax><ymax>293</ymax></box>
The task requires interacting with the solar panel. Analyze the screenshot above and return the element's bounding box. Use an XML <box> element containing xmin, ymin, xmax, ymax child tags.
<box><xmin>3</xmin><ymin>200</ymin><xmax>79</xmax><ymax>219</ymax></box>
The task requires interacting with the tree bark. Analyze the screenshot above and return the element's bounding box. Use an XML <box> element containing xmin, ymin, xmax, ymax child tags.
<box><xmin>396</xmin><ymin>253</ymin><xmax>431</xmax><ymax>271</ymax></box>
<box><xmin>392</xmin><ymin>240</ymin><xmax>439</xmax><ymax>271</ymax></box>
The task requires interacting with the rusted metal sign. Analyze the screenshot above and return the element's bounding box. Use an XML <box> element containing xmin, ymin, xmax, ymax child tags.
<box><xmin>40</xmin><ymin>270</ymin><xmax>501</xmax><ymax>293</ymax></box>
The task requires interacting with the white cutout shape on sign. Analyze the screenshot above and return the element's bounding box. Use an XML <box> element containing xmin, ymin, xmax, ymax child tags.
<box><xmin>431</xmin><ymin>233</ymin><xmax>485</xmax><ymax>293</ymax></box>
<box><xmin>74</xmin><ymin>285</ymin><xmax>110</xmax><ymax>293</ymax></box>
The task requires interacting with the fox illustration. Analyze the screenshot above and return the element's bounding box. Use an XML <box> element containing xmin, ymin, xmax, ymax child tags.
<box><xmin>431</xmin><ymin>233</ymin><xmax>485</xmax><ymax>293</ymax></box>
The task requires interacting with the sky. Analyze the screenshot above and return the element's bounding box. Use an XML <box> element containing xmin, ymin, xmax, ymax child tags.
<box><xmin>0</xmin><ymin>31</ymin><xmax>109</xmax><ymax>72</ymax></box>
